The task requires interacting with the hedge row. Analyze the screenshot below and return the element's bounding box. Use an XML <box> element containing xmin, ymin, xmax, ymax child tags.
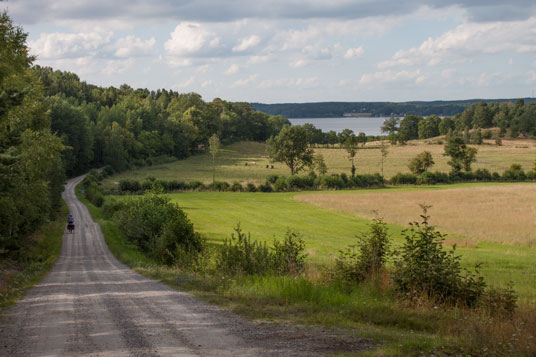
<box><xmin>390</xmin><ymin>167</ymin><xmax>536</xmax><ymax>185</ymax></box>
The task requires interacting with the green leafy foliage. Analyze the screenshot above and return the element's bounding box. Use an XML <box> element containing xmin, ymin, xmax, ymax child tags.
<box><xmin>272</xmin><ymin>230</ymin><xmax>307</xmax><ymax>275</ymax></box>
<box><xmin>266</xmin><ymin>125</ymin><xmax>313</xmax><ymax>175</ymax></box>
<box><xmin>114</xmin><ymin>193</ymin><xmax>202</xmax><ymax>265</ymax></box>
<box><xmin>408</xmin><ymin>151</ymin><xmax>435</xmax><ymax>175</ymax></box>
<box><xmin>335</xmin><ymin>217</ymin><xmax>390</xmax><ymax>283</ymax></box>
<box><xmin>392</xmin><ymin>206</ymin><xmax>486</xmax><ymax>307</ymax></box>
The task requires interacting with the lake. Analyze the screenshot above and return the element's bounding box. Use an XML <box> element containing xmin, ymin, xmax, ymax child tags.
<box><xmin>288</xmin><ymin>117</ymin><xmax>387</xmax><ymax>136</ymax></box>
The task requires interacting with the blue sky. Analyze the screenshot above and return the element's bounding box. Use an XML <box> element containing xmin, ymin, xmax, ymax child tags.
<box><xmin>4</xmin><ymin>0</ymin><xmax>536</xmax><ymax>103</ymax></box>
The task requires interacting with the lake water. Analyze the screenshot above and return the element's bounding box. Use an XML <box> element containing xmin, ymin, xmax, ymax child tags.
<box><xmin>288</xmin><ymin>117</ymin><xmax>387</xmax><ymax>136</ymax></box>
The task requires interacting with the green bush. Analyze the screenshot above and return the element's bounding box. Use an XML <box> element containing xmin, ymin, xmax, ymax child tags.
<box><xmin>188</xmin><ymin>180</ymin><xmax>205</xmax><ymax>191</ymax></box>
<box><xmin>480</xmin><ymin>283</ymin><xmax>518</xmax><ymax>317</ymax></box>
<box><xmin>245</xmin><ymin>183</ymin><xmax>257</xmax><ymax>192</ymax></box>
<box><xmin>115</xmin><ymin>193</ymin><xmax>202</xmax><ymax>265</ymax></box>
<box><xmin>266</xmin><ymin>174</ymin><xmax>279</xmax><ymax>184</ymax></box>
<box><xmin>119</xmin><ymin>179</ymin><xmax>141</xmax><ymax>192</ymax></box>
<box><xmin>335</xmin><ymin>217</ymin><xmax>391</xmax><ymax>284</ymax></box>
<box><xmin>258</xmin><ymin>182</ymin><xmax>273</xmax><ymax>192</ymax></box>
<box><xmin>274</xmin><ymin>176</ymin><xmax>288</xmax><ymax>192</ymax></box>
<box><xmin>85</xmin><ymin>182</ymin><xmax>104</xmax><ymax>207</ymax></box>
<box><xmin>321</xmin><ymin>174</ymin><xmax>345</xmax><ymax>189</ymax></box>
<box><xmin>474</xmin><ymin>168</ymin><xmax>492</xmax><ymax>181</ymax></box>
<box><xmin>102</xmin><ymin>198</ymin><xmax>127</xmax><ymax>219</ymax></box>
<box><xmin>218</xmin><ymin>224</ymin><xmax>273</xmax><ymax>276</ymax></box>
<box><xmin>418</xmin><ymin>171</ymin><xmax>450</xmax><ymax>185</ymax></box>
<box><xmin>350</xmin><ymin>173</ymin><xmax>384</xmax><ymax>187</ymax></box>
<box><xmin>208</xmin><ymin>181</ymin><xmax>230</xmax><ymax>191</ymax></box>
<box><xmin>390</xmin><ymin>173</ymin><xmax>418</xmax><ymax>185</ymax></box>
<box><xmin>272</xmin><ymin>230</ymin><xmax>307</xmax><ymax>275</ymax></box>
<box><xmin>231</xmin><ymin>182</ymin><xmax>243</xmax><ymax>192</ymax></box>
<box><xmin>392</xmin><ymin>206</ymin><xmax>486</xmax><ymax>307</ymax></box>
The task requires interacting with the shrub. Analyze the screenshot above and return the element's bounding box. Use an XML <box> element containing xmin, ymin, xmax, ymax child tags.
<box><xmin>218</xmin><ymin>224</ymin><xmax>273</xmax><ymax>276</ymax></box>
<box><xmin>418</xmin><ymin>171</ymin><xmax>450</xmax><ymax>185</ymax></box>
<box><xmin>115</xmin><ymin>193</ymin><xmax>202</xmax><ymax>264</ymax></box>
<box><xmin>231</xmin><ymin>182</ymin><xmax>243</xmax><ymax>192</ymax></box>
<box><xmin>480</xmin><ymin>282</ymin><xmax>518</xmax><ymax>317</ymax></box>
<box><xmin>474</xmin><ymin>168</ymin><xmax>492</xmax><ymax>181</ymax></box>
<box><xmin>266</xmin><ymin>174</ymin><xmax>279</xmax><ymax>184</ymax></box>
<box><xmin>392</xmin><ymin>206</ymin><xmax>486</xmax><ymax>307</ymax></box>
<box><xmin>274</xmin><ymin>176</ymin><xmax>288</xmax><ymax>192</ymax></box>
<box><xmin>390</xmin><ymin>173</ymin><xmax>418</xmax><ymax>185</ymax></box>
<box><xmin>102</xmin><ymin>165</ymin><xmax>115</xmax><ymax>176</ymax></box>
<box><xmin>482</xmin><ymin>130</ymin><xmax>493</xmax><ymax>139</ymax></box>
<box><xmin>208</xmin><ymin>181</ymin><xmax>230</xmax><ymax>191</ymax></box>
<box><xmin>502</xmin><ymin>166</ymin><xmax>526</xmax><ymax>181</ymax></box>
<box><xmin>351</xmin><ymin>173</ymin><xmax>384</xmax><ymax>187</ymax></box>
<box><xmin>335</xmin><ymin>217</ymin><xmax>391</xmax><ymax>284</ymax></box>
<box><xmin>119</xmin><ymin>179</ymin><xmax>141</xmax><ymax>192</ymax></box>
<box><xmin>85</xmin><ymin>182</ymin><xmax>104</xmax><ymax>207</ymax></box>
<box><xmin>141</xmin><ymin>179</ymin><xmax>154</xmax><ymax>191</ymax></box>
<box><xmin>272</xmin><ymin>230</ymin><xmax>307</xmax><ymax>275</ymax></box>
<box><xmin>321</xmin><ymin>174</ymin><xmax>345</xmax><ymax>189</ymax></box>
<box><xmin>245</xmin><ymin>183</ymin><xmax>257</xmax><ymax>192</ymax></box>
<box><xmin>408</xmin><ymin>151</ymin><xmax>435</xmax><ymax>175</ymax></box>
<box><xmin>102</xmin><ymin>198</ymin><xmax>127</xmax><ymax>219</ymax></box>
<box><xmin>258</xmin><ymin>182</ymin><xmax>273</xmax><ymax>192</ymax></box>
<box><xmin>189</xmin><ymin>180</ymin><xmax>205</xmax><ymax>191</ymax></box>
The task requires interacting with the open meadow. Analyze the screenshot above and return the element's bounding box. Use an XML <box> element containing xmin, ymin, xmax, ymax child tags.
<box><xmin>101</xmin><ymin>138</ymin><xmax>536</xmax><ymax>189</ymax></box>
<box><xmin>170</xmin><ymin>186</ymin><xmax>536</xmax><ymax>301</ymax></box>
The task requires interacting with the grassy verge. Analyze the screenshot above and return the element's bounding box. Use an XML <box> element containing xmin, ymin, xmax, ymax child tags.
<box><xmin>0</xmin><ymin>201</ymin><xmax>67</xmax><ymax>310</ymax></box>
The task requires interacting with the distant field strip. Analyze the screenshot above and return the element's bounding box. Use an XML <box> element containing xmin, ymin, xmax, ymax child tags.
<box><xmin>296</xmin><ymin>183</ymin><xmax>536</xmax><ymax>246</ymax></box>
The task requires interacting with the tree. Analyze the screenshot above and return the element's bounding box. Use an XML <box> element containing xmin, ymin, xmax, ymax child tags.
<box><xmin>312</xmin><ymin>153</ymin><xmax>328</xmax><ymax>175</ymax></box>
<box><xmin>343</xmin><ymin>134</ymin><xmax>359</xmax><ymax>177</ymax></box>
<box><xmin>208</xmin><ymin>134</ymin><xmax>220</xmax><ymax>183</ymax></box>
<box><xmin>418</xmin><ymin>115</ymin><xmax>441</xmax><ymax>139</ymax></box>
<box><xmin>399</xmin><ymin>115</ymin><xmax>422</xmax><ymax>143</ymax></box>
<box><xmin>444</xmin><ymin>137</ymin><xmax>478</xmax><ymax>172</ymax></box>
<box><xmin>266</xmin><ymin>125</ymin><xmax>313</xmax><ymax>175</ymax></box>
<box><xmin>381</xmin><ymin>115</ymin><xmax>399</xmax><ymax>144</ymax></box>
<box><xmin>408</xmin><ymin>151</ymin><xmax>435</xmax><ymax>175</ymax></box>
<box><xmin>380</xmin><ymin>140</ymin><xmax>388</xmax><ymax>178</ymax></box>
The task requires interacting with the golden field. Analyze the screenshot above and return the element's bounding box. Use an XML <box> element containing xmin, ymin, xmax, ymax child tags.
<box><xmin>296</xmin><ymin>183</ymin><xmax>536</xmax><ymax>246</ymax></box>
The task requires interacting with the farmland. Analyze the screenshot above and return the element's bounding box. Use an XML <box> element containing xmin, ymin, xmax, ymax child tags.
<box><xmin>101</xmin><ymin>138</ymin><xmax>536</xmax><ymax>189</ymax></box>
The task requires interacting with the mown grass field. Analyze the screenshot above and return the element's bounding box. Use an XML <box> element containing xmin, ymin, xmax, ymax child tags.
<box><xmin>101</xmin><ymin>138</ymin><xmax>536</xmax><ymax>188</ymax></box>
<box><xmin>169</xmin><ymin>186</ymin><xmax>536</xmax><ymax>301</ymax></box>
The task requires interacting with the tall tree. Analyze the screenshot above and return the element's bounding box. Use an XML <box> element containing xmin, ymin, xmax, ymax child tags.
<box><xmin>208</xmin><ymin>134</ymin><xmax>220</xmax><ymax>184</ymax></box>
<box><xmin>266</xmin><ymin>125</ymin><xmax>313</xmax><ymax>175</ymax></box>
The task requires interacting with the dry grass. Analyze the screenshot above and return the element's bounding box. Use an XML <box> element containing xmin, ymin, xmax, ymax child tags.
<box><xmin>316</xmin><ymin>138</ymin><xmax>536</xmax><ymax>178</ymax></box>
<box><xmin>296</xmin><ymin>183</ymin><xmax>536</xmax><ymax>246</ymax></box>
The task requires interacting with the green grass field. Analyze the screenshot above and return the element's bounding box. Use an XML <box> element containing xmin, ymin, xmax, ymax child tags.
<box><xmin>169</xmin><ymin>188</ymin><xmax>536</xmax><ymax>301</ymax></box>
<box><xmin>101</xmin><ymin>139</ymin><xmax>536</xmax><ymax>189</ymax></box>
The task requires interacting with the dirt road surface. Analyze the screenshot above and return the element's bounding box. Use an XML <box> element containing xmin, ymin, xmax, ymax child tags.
<box><xmin>0</xmin><ymin>176</ymin><xmax>372</xmax><ymax>356</ymax></box>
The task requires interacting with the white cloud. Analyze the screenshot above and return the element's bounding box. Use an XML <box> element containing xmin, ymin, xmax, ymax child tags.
<box><xmin>379</xmin><ymin>17</ymin><xmax>536</xmax><ymax>69</ymax></box>
<box><xmin>102</xmin><ymin>58</ymin><xmax>135</xmax><ymax>75</ymax></box>
<box><xmin>225</xmin><ymin>64</ymin><xmax>240</xmax><ymax>75</ymax></box>
<box><xmin>114</xmin><ymin>36</ymin><xmax>155</xmax><ymax>57</ymax></box>
<box><xmin>201</xmin><ymin>80</ymin><xmax>214</xmax><ymax>87</ymax></box>
<box><xmin>164</xmin><ymin>22</ymin><xmax>220</xmax><ymax>57</ymax></box>
<box><xmin>248</xmin><ymin>55</ymin><xmax>271</xmax><ymax>64</ymax></box>
<box><xmin>29</xmin><ymin>31</ymin><xmax>113</xmax><ymax>59</ymax></box>
<box><xmin>177</xmin><ymin>76</ymin><xmax>196</xmax><ymax>89</ymax></box>
<box><xmin>258</xmin><ymin>77</ymin><xmax>319</xmax><ymax>89</ymax></box>
<box><xmin>477</xmin><ymin>72</ymin><xmax>505</xmax><ymax>86</ymax></box>
<box><xmin>232</xmin><ymin>35</ymin><xmax>261</xmax><ymax>52</ymax></box>
<box><xmin>344</xmin><ymin>47</ymin><xmax>364</xmax><ymax>59</ymax></box>
<box><xmin>441</xmin><ymin>68</ymin><xmax>456</xmax><ymax>79</ymax></box>
<box><xmin>289</xmin><ymin>59</ymin><xmax>307</xmax><ymax>68</ymax></box>
<box><xmin>359</xmin><ymin>69</ymin><xmax>422</xmax><ymax>85</ymax></box>
<box><xmin>232</xmin><ymin>74</ymin><xmax>258</xmax><ymax>87</ymax></box>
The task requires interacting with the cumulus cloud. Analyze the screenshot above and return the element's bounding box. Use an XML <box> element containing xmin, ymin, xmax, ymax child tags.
<box><xmin>29</xmin><ymin>31</ymin><xmax>113</xmax><ymax>59</ymax></box>
<box><xmin>248</xmin><ymin>55</ymin><xmax>271</xmax><ymax>64</ymax></box>
<box><xmin>225</xmin><ymin>64</ymin><xmax>240</xmax><ymax>75</ymax></box>
<box><xmin>102</xmin><ymin>58</ymin><xmax>135</xmax><ymax>75</ymax></box>
<box><xmin>232</xmin><ymin>35</ymin><xmax>261</xmax><ymax>52</ymax></box>
<box><xmin>289</xmin><ymin>59</ymin><xmax>307</xmax><ymax>68</ymax></box>
<box><xmin>359</xmin><ymin>69</ymin><xmax>422</xmax><ymax>85</ymax></box>
<box><xmin>379</xmin><ymin>17</ymin><xmax>536</xmax><ymax>69</ymax></box>
<box><xmin>114</xmin><ymin>36</ymin><xmax>155</xmax><ymax>57</ymax></box>
<box><xmin>344</xmin><ymin>47</ymin><xmax>364</xmax><ymax>59</ymax></box>
<box><xmin>164</xmin><ymin>22</ymin><xmax>221</xmax><ymax>58</ymax></box>
<box><xmin>258</xmin><ymin>77</ymin><xmax>319</xmax><ymax>89</ymax></box>
<box><xmin>232</xmin><ymin>74</ymin><xmax>258</xmax><ymax>87</ymax></box>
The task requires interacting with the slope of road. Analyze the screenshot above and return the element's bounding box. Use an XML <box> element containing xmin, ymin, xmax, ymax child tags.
<box><xmin>0</xmin><ymin>176</ymin><xmax>373</xmax><ymax>356</ymax></box>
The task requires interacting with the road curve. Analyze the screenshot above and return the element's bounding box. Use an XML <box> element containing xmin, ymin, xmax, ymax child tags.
<box><xmin>0</xmin><ymin>176</ymin><xmax>371</xmax><ymax>356</ymax></box>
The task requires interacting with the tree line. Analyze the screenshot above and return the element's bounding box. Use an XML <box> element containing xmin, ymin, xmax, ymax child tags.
<box><xmin>0</xmin><ymin>10</ymin><xmax>289</xmax><ymax>254</ymax></box>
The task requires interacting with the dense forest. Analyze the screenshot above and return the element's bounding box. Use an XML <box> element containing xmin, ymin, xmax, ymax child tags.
<box><xmin>252</xmin><ymin>98</ymin><xmax>536</xmax><ymax>118</ymax></box>
<box><xmin>0</xmin><ymin>11</ymin><xmax>289</xmax><ymax>254</ymax></box>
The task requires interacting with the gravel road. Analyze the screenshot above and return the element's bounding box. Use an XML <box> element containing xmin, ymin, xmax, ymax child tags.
<box><xmin>0</xmin><ymin>176</ymin><xmax>373</xmax><ymax>356</ymax></box>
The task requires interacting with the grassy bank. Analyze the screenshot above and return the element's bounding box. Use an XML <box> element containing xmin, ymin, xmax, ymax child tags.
<box><xmin>0</xmin><ymin>202</ymin><xmax>67</xmax><ymax>310</ymax></box>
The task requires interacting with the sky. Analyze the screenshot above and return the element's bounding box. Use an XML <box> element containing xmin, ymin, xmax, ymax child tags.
<box><xmin>3</xmin><ymin>0</ymin><xmax>536</xmax><ymax>103</ymax></box>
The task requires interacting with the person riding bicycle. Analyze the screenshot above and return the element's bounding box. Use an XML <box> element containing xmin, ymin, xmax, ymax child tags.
<box><xmin>68</xmin><ymin>214</ymin><xmax>74</xmax><ymax>224</ymax></box>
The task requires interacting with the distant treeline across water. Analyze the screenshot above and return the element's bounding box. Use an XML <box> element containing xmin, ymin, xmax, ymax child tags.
<box><xmin>252</xmin><ymin>98</ymin><xmax>536</xmax><ymax>118</ymax></box>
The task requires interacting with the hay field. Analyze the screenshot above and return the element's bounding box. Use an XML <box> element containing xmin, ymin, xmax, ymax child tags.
<box><xmin>296</xmin><ymin>183</ymin><xmax>536</xmax><ymax>246</ymax></box>
<box><xmin>101</xmin><ymin>139</ymin><xmax>536</xmax><ymax>189</ymax></box>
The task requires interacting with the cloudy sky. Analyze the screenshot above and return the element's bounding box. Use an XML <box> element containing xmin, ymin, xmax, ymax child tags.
<box><xmin>4</xmin><ymin>0</ymin><xmax>536</xmax><ymax>103</ymax></box>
